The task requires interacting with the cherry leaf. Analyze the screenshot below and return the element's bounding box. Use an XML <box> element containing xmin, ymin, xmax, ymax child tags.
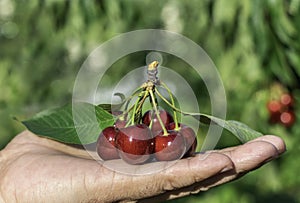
<box><xmin>22</xmin><ymin>102</ymin><xmax>115</xmax><ymax>144</ymax></box>
<box><xmin>192</xmin><ymin>114</ymin><xmax>263</xmax><ymax>143</ymax></box>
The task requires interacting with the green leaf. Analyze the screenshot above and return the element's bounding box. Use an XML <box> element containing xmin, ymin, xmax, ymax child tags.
<box><xmin>224</xmin><ymin>120</ymin><xmax>263</xmax><ymax>143</ymax></box>
<box><xmin>194</xmin><ymin>114</ymin><xmax>263</xmax><ymax>143</ymax></box>
<box><xmin>22</xmin><ymin>102</ymin><xmax>115</xmax><ymax>144</ymax></box>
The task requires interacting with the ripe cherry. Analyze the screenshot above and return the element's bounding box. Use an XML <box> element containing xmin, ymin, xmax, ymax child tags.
<box><xmin>280</xmin><ymin>93</ymin><xmax>294</xmax><ymax>108</ymax></box>
<box><xmin>142</xmin><ymin>110</ymin><xmax>174</xmax><ymax>132</ymax></box>
<box><xmin>267</xmin><ymin>100</ymin><xmax>282</xmax><ymax>123</ymax></box>
<box><xmin>96</xmin><ymin>126</ymin><xmax>119</xmax><ymax>160</ymax></box>
<box><xmin>168</xmin><ymin>122</ymin><xmax>197</xmax><ymax>157</ymax></box>
<box><xmin>154</xmin><ymin>130</ymin><xmax>186</xmax><ymax>161</ymax></box>
<box><xmin>116</xmin><ymin>124</ymin><xmax>154</xmax><ymax>165</ymax></box>
<box><xmin>267</xmin><ymin>100</ymin><xmax>282</xmax><ymax>113</ymax></box>
<box><xmin>280</xmin><ymin>111</ymin><xmax>295</xmax><ymax>127</ymax></box>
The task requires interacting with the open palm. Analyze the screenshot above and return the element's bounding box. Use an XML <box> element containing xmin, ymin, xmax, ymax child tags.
<box><xmin>0</xmin><ymin>130</ymin><xmax>285</xmax><ymax>202</ymax></box>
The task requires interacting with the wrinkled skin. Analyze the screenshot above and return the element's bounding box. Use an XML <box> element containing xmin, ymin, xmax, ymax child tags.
<box><xmin>0</xmin><ymin>130</ymin><xmax>285</xmax><ymax>202</ymax></box>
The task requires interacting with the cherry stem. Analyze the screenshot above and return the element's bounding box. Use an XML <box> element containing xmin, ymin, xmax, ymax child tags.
<box><xmin>136</xmin><ymin>90</ymin><xmax>149</xmax><ymax>115</ymax></box>
<box><xmin>155</xmin><ymin>89</ymin><xmax>195</xmax><ymax>116</ymax></box>
<box><xmin>130</xmin><ymin>90</ymin><xmax>147</xmax><ymax>125</ymax></box>
<box><xmin>155</xmin><ymin>89</ymin><xmax>217</xmax><ymax>129</ymax></box>
<box><xmin>160</xmin><ymin>82</ymin><xmax>180</xmax><ymax>131</ymax></box>
<box><xmin>149</xmin><ymin>88</ymin><xmax>168</xmax><ymax>136</ymax></box>
<box><xmin>119</xmin><ymin>104</ymin><xmax>135</xmax><ymax>127</ymax></box>
<box><xmin>114</xmin><ymin>87</ymin><xmax>144</xmax><ymax>127</ymax></box>
<box><xmin>124</xmin><ymin>86</ymin><xmax>144</xmax><ymax>112</ymax></box>
<box><xmin>147</xmin><ymin>61</ymin><xmax>159</xmax><ymax>84</ymax></box>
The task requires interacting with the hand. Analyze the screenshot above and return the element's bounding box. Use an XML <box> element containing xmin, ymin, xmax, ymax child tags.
<box><xmin>0</xmin><ymin>130</ymin><xmax>285</xmax><ymax>203</ymax></box>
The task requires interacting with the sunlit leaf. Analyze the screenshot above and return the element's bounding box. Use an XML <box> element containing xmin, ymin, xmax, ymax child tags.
<box><xmin>22</xmin><ymin>103</ymin><xmax>114</xmax><ymax>144</ymax></box>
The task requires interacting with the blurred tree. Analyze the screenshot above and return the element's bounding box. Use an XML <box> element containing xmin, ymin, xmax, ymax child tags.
<box><xmin>0</xmin><ymin>0</ymin><xmax>300</xmax><ymax>202</ymax></box>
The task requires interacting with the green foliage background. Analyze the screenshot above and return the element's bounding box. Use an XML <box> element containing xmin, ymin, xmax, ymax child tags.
<box><xmin>1</xmin><ymin>0</ymin><xmax>300</xmax><ymax>202</ymax></box>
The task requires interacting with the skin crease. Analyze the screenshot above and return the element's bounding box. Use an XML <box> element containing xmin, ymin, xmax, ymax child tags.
<box><xmin>0</xmin><ymin>130</ymin><xmax>285</xmax><ymax>203</ymax></box>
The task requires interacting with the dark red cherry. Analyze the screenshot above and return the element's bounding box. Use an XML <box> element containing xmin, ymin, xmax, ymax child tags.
<box><xmin>96</xmin><ymin>126</ymin><xmax>119</xmax><ymax>160</ymax></box>
<box><xmin>168</xmin><ymin>122</ymin><xmax>197</xmax><ymax>157</ymax></box>
<box><xmin>142</xmin><ymin>110</ymin><xmax>174</xmax><ymax>132</ymax></box>
<box><xmin>154</xmin><ymin>130</ymin><xmax>186</xmax><ymax>161</ymax></box>
<box><xmin>116</xmin><ymin>124</ymin><xmax>154</xmax><ymax>165</ymax></box>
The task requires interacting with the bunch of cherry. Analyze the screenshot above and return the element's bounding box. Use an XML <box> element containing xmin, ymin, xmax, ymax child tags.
<box><xmin>96</xmin><ymin>109</ymin><xmax>197</xmax><ymax>165</ymax></box>
<box><xmin>96</xmin><ymin>61</ymin><xmax>197</xmax><ymax>165</ymax></box>
<box><xmin>267</xmin><ymin>93</ymin><xmax>295</xmax><ymax>128</ymax></box>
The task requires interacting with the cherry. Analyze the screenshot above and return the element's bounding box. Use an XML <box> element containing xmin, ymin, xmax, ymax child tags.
<box><xmin>142</xmin><ymin>110</ymin><xmax>174</xmax><ymax>132</ymax></box>
<box><xmin>267</xmin><ymin>100</ymin><xmax>282</xmax><ymax>113</ymax></box>
<box><xmin>280</xmin><ymin>93</ymin><xmax>294</xmax><ymax>108</ymax></box>
<box><xmin>280</xmin><ymin>111</ymin><xmax>295</xmax><ymax>127</ymax></box>
<box><xmin>154</xmin><ymin>130</ymin><xmax>186</xmax><ymax>161</ymax></box>
<box><xmin>267</xmin><ymin>100</ymin><xmax>282</xmax><ymax>123</ymax></box>
<box><xmin>96</xmin><ymin>126</ymin><xmax>119</xmax><ymax>160</ymax></box>
<box><xmin>168</xmin><ymin>122</ymin><xmax>197</xmax><ymax>157</ymax></box>
<box><xmin>116</xmin><ymin>124</ymin><xmax>154</xmax><ymax>165</ymax></box>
